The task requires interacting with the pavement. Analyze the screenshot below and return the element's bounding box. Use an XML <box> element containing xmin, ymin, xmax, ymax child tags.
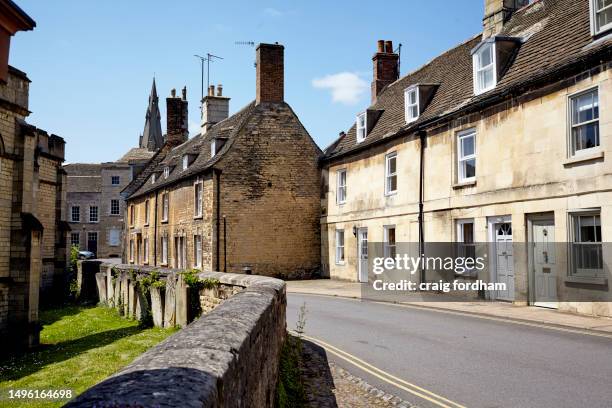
<box><xmin>286</xmin><ymin>279</ymin><xmax>612</xmax><ymax>335</ymax></box>
<box><xmin>287</xmin><ymin>293</ymin><xmax>612</xmax><ymax>408</ymax></box>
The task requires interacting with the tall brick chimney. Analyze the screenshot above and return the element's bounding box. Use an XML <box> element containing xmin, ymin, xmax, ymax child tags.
<box><xmin>371</xmin><ymin>40</ymin><xmax>399</xmax><ymax>103</ymax></box>
<box><xmin>201</xmin><ymin>84</ymin><xmax>230</xmax><ymax>134</ymax></box>
<box><xmin>256</xmin><ymin>43</ymin><xmax>284</xmax><ymax>105</ymax></box>
<box><xmin>483</xmin><ymin>0</ymin><xmax>530</xmax><ymax>38</ymax></box>
<box><xmin>166</xmin><ymin>87</ymin><xmax>188</xmax><ymax>146</ymax></box>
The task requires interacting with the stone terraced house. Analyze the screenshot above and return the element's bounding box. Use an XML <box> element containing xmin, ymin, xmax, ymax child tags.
<box><xmin>0</xmin><ymin>0</ymin><xmax>68</xmax><ymax>354</ymax></box>
<box><xmin>122</xmin><ymin>43</ymin><xmax>322</xmax><ymax>279</ymax></box>
<box><xmin>321</xmin><ymin>0</ymin><xmax>612</xmax><ymax>317</ymax></box>
<box><xmin>64</xmin><ymin>80</ymin><xmax>161</xmax><ymax>259</ymax></box>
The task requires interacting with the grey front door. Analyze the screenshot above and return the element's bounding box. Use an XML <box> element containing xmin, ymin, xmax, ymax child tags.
<box><xmin>358</xmin><ymin>228</ymin><xmax>368</xmax><ymax>283</ymax></box>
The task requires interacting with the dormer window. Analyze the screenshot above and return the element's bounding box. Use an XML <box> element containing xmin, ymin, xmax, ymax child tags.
<box><xmin>591</xmin><ymin>0</ymin><xmax>612</xmax><ymax>35</ymax></box>
<box><xmin>356</xmin><ymin>112</ymin><xmax>367</xmax><ymax>143</ymax></box>
<box><xmin>182</xmin><ymin>155</ymin><xmax>189</xmax><ymax>171</ymax></box>
<box><xmin>164</xmin><ymin>166</ymin><xmax>170</xmax><ymax>179</ymax></box>
<box><xmin>473</xmin><ymin>42</ymin><xmax>496</xmax><ymax>95</ymax></box>
<box><xmin>151</xmin><ymin>174</ymin><xmax>156</xmax><ymax>184</ymax></box>
<box><xmin>405</xmin><ymin>86</ymin><xmax>419</xmax><ymax>123</ymax></box>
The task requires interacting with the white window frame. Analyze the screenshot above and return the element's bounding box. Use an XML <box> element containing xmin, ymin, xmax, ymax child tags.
<box><xmin>110</xmin><ymin>199</ymin><xmax>120</xmax><ymax>215</ymax></box>
<box><xmin>143</xmin><ymin>238</ymin><xmax>149</xmax><ymax>264</ymax></box>
<box><xmin>383</xmin><ymin>225</ymin><xmax>396</xmax><ymax>259</ymax></box>
<box><xmin>87</xmin><ymin>232</ymin><xmax>98</xmax><ymax>251</ymax></box>
<box><xmin>161</xmin><ymin>236</ymin><xmax>168</xmax><ymax>265</ymax></box>
<box><xmin>111</xmin><ymin>175</ymin><xmax>120</xmax><ymax>185</ymax></box>
<box><xmin>568</xmin><ymin>209</ymin><xmax>604</xmax><ymax>279</ymax></box>
<box><xmin>457</xmin><ymin>129</ymin><xmax>476</xmax><ymax>183</ymax></box>
<box><xmin>456</xmin><ymin>219</ymin><xmax>476</xmax><ymax>275</ymax></box>
<box><xmin>151</xmin><ymin>174</ymin><xmax>156</xmax><ymax>184</ymax></box>
<box><xmin>568</xmin><ymin>87</ymin><xmax>600</xmax><ymax>157</ymax></box>
<box><xmin>129</xmin><ymin>239</ymin><xmax>134</xmax><ymax>263</ymax></box>
<box><xmin>335</xmin><ymin>229</ymin><xmax>345</xmax><ymax>264</ymax></box>
<box><xmin>356</xmin><ymin>112</ymin><xmax>367</xmax><ymax>143</ymax></box>
<box><xmin>164</xmin><ymin>166</ymin><xmax>170</xmax><ymax>179</ymax></box>
<box><xmin>194</xmin><ymin>235</ymin><xmax>202</xmax><ymax>269</ymax></box>
<box><xmin>129</xmin><ymin>204</ymin><xmax>135</xmax><ymax>226</ymax></box>
<box><xmin>404</xmin><ymin>85</ymin><xmax>419</xmax><ymax>123</ymax></box>
<box><xmin>473</xmin><ymin>42</ymin><xmax>496</xmax><ymax>95</ymax></box>
<box><xmin>194</xmin><ymin>181</ymin><xmax>203</xmax><ymax>217</ymax></box>
<box><xmin>70</xmin><ymin>232</ymin><xmax>80</xmax><ymax>248</ymax></box>
<box><xmin>71</xmin><ymin>206</ymin><xmax>80</xmax><ymax>222</ymax></box>
<box><xmin>591</xmin><ymin>0</ymin><xmax>612</xmax><ymax>35</ymax></box>
<box><xmin>182</xmin><ymin>155</ymin><xmax>189</xmax><ymax>171</ymax></box>
<box><xmin>211</xmin><ymin>140</ymin><xmax>217</xmax><ymax>157</ymax></box>
<box><xmin>336</xmin><ymin>169</ymin><xmax>347</xmax><ymax>205</ymax></box>
<box><xmin>162</xmin><ymin>193</ymin><xmax>169</xmax><ymax>222</ymax></box>
<box><xmin>385</xmin><ymin>152</ymin><xmax>398</xmax><ymax>196</ymax></box>
<box><xmin>109</xmin><ymin>229</ymin><xmax>121</xmax><ymax>247</ymax></box>
<box><xmin>89</xmin><ymin>206</ymin><xmax>99</xmax><ymax>223</ymax></box>
<box><xmin>144</xmin><ymin>200</ymin><xmax>150</xmax><ymax>225</ymax></box>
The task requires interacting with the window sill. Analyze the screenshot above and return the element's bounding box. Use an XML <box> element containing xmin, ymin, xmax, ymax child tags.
<box><xmin>452</xmin><ymin>180</ymin><xmax>476</xmax><ymax>189</ymax></box>
<box><xmin>144</xmin><ymin>223</ymin><xmax>149</xmax><ymax>227</ymax></box>
<box><xmin>161</xmin><ymin>219</ymin><xmax>169</xmax><ymax>224</ymax></box>
<box><xmin>160</xmin><ymin>262</ymin><xmax>168</xmax><ymax>267</ymax></box>
<box><xmin>337</xmin><ymin>202</ymin><xmax>346</xmax><ymax>206</ymax></box>
<box><xmin>385</xmin><ymin>191</ymin><xmax>398</xmax><ymax>197</ymax></box>
<box><xmin>563</xmin><ymin>151</ymin><xmax>604</xmax><ymax>167</ymax></box>
<box><xmin>335</xmin><ymin>262</ymin><xmax>346</xmax><ymax>266</ymax></box>
<box><xmin>565</xmin><ymin>275</ymin><xmax>607</xmax><ymax>286</ymax></box>
<box><xmin>193</xmin><ymin>215</ymin><xmax>203</xmax><ymax>220</ymax></box>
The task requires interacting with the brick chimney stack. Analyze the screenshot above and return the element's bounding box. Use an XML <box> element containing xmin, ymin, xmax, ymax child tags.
<box><xmin>371</xmin><ymin>40</ymin><xmax>399</xmax><ymax>104</ymax></box>
<box><xmin>256</xmin><ymin>43</ymin><xmax>284</xmax><ymax>105</ymax></box>
<box><xmin>201</xmin><ymin>84</ymin><xmax>230</xmax><ymax>134</ymax></box>
<box><xmin>166</xmin><ymin>87</ymin><xmax>188</xmax><ymax>146</ymax></box>
<box><xmin>483</xmin><ymin>0</ymin><xmax>530</xmax><ymax>38</ymax></box>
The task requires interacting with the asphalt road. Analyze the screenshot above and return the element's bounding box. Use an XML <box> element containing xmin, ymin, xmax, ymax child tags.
<box><xmin>287</xmin><ymin>294</ymin><xmax>612</xmax><ymax>408</ymax></box>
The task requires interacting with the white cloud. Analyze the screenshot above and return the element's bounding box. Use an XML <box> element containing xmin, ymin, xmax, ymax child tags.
<box><xmin>263</xmin><ymin>7</ymin><xmax>283</xmax><ymax>17</ymax></box>
<box><xmin>312</xmin><ymin>72</ymin><xmax>368</xmax><ymax>105</ymax></box>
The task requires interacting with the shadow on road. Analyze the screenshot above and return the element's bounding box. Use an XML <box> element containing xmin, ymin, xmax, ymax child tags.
<box><xmin>300</xmin><ymin>338</ymin><xmax>339</xmax><ymax>407</ymax></box>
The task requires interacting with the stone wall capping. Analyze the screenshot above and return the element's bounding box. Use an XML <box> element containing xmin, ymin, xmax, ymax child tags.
<box><xmin>68</xmin><ymin>263</ymin><xmax>286</xmax><ymax>407</ymax></box>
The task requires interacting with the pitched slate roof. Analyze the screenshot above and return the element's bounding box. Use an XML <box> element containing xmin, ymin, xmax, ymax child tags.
<box><xmin>122</xmin><ymin>101</ymin><xmax>256</xmax><ymax>199</ymax></box>
<box><xmin>324</xmin><ymin>0</ymin><xmax>612</xmax><ymax>160</ymax></box>
<box><xmin>117</xmin><ymin>147</ymin><xmax>156</xmax><ymax>163</ymax></box>
<box><xmin>64</xmin><ymin>163</ymin><xmax>102</xmax><ymax>176</ymax></box>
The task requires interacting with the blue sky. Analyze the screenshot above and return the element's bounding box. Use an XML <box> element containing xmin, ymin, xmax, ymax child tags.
<box><xmin>11</xmin><ymin>1</ymin><xmax>483</xmax><ymax>163</ymax></box>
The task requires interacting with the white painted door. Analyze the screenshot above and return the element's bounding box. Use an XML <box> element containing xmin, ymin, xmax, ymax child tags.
<box><xmin>533</xmin><ymin>220</ymin><xmax>558</xmax><ymax>308</ymax></box>
<box><xmin>494</xmin><ymin>222</ymin><xmax>514</xmax><ymax>301</ymax></box>
<box><xmin>358</xmin><ymin>228</ymin><xmax>368</xmax><ymax>283</ymax></box>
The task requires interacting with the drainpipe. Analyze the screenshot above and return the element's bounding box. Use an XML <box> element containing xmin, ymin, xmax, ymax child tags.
<box><xmin>153</xmin><ymin>190</ymin><xmax>158</xmax><ymax>267</ymax></box>
<box><xmin>223</xmin><ymin>215</ymin><xmax>227</xmax><ymax>272</ymax></box>
<box><xmin>418</xmin><ymin>130</ymin><xmax>426</xmax><ymax>284</ymax></box>
<box><xmin>214</xmin><ymin>168</ymin><xmax>222</xmax><ymax>271</ymax></box>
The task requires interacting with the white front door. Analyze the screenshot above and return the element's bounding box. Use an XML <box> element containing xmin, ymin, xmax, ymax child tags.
<box><xmin>493</xmin><ymin>221</ymin><xmax>514</xmax><ymax>301</ymax></box>
<box><xmin>358</xmin><ymin>228</ymin><xmax>368</xmax><ymax>283</ymax></box>
<box><xmin>533</xmin><ymin>219</ymin><xmax>558</xmax><ymax>308</ymax></box>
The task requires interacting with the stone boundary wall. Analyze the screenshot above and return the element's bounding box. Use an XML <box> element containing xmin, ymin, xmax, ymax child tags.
<box><xmin>67</xmin><ymin>262</ymin><xmax>286</xmax><ymax>407</ymax></box>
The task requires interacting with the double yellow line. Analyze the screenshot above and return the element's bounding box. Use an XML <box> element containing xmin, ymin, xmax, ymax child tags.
<box><xmin>292</xmin><ymin>331</ymin><xmax>467</xmax><ymax>408</ymax></box>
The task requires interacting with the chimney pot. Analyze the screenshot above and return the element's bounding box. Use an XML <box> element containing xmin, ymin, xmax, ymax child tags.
<box><xmin>171</xmin><ymin>88</ymin><xmax>176</xmax><ymax>98</ymax></box>
<box><xmin>182</xmin><ymin>86</ymin><xmax>187</xmax><ymax>100</ymax></box>
<box><xmin>385</xmin><ymin>40</ymin><xmax>393</xmax><ymax>53</ymax></box>
<box><xmin>217</xmin><ymin>84</ymin><xmax>223</xmax><ymax>97</ymax></box>
<box><xmin>377</xmin><ymin>40</ymin><xmax>385</xmax><ymax>53</ymax></box>
<box><xmin>208</xmin><ymin>85</ymin><xmax>214</xmax><ymax>96</ymax></box>
<box><xmin>256</xmin><ymin>43</ymin><xmax>285</xmax><ymax>105</ymax></box>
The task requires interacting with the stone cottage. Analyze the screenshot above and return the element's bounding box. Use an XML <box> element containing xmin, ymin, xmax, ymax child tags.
<box><xmin>0</xmin><ymin>0</ymin><xmax>68</xmax><ymax>354</ymax></box>
<box><xmin>321</xmin><ymin>0</ymin><xmax>612</xmax><ymax>317</ymax></box>
<box><xmin>122</xmin><ymin>43</ymin><xmax>322</xmax><ymax>279</ymax></box>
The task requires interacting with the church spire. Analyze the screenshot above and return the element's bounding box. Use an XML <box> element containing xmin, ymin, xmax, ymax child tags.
<box><xmin>139</xmin><ymin>77</ymin><xmax>163</xmax><ymax>151</ymax></box>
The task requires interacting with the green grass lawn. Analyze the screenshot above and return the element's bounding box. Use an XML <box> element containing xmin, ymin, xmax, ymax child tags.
<box><xmin>0</xmin><ymin>305</ymin><xmax>177</xmax><ymax>408</ymax></box>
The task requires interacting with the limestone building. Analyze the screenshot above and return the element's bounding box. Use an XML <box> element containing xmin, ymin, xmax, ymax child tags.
<box><xmin>321</xmin><ymin>0</ymin><xmax>612</xmax><ymax>317</ymax></box>
<box><xmin>64</xmin><ymin>80</ymin><xmax>161</xmax><ymax>259</ymax></box>
<box><xmin>122</xmin><ymin>43</ymin><xmax>322</xmax><ymax>279</ymax></box>
<box><xmin>0</xmin><ymin>0</ymin><xmax>68</xmax><ymax>354</ymax></box>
